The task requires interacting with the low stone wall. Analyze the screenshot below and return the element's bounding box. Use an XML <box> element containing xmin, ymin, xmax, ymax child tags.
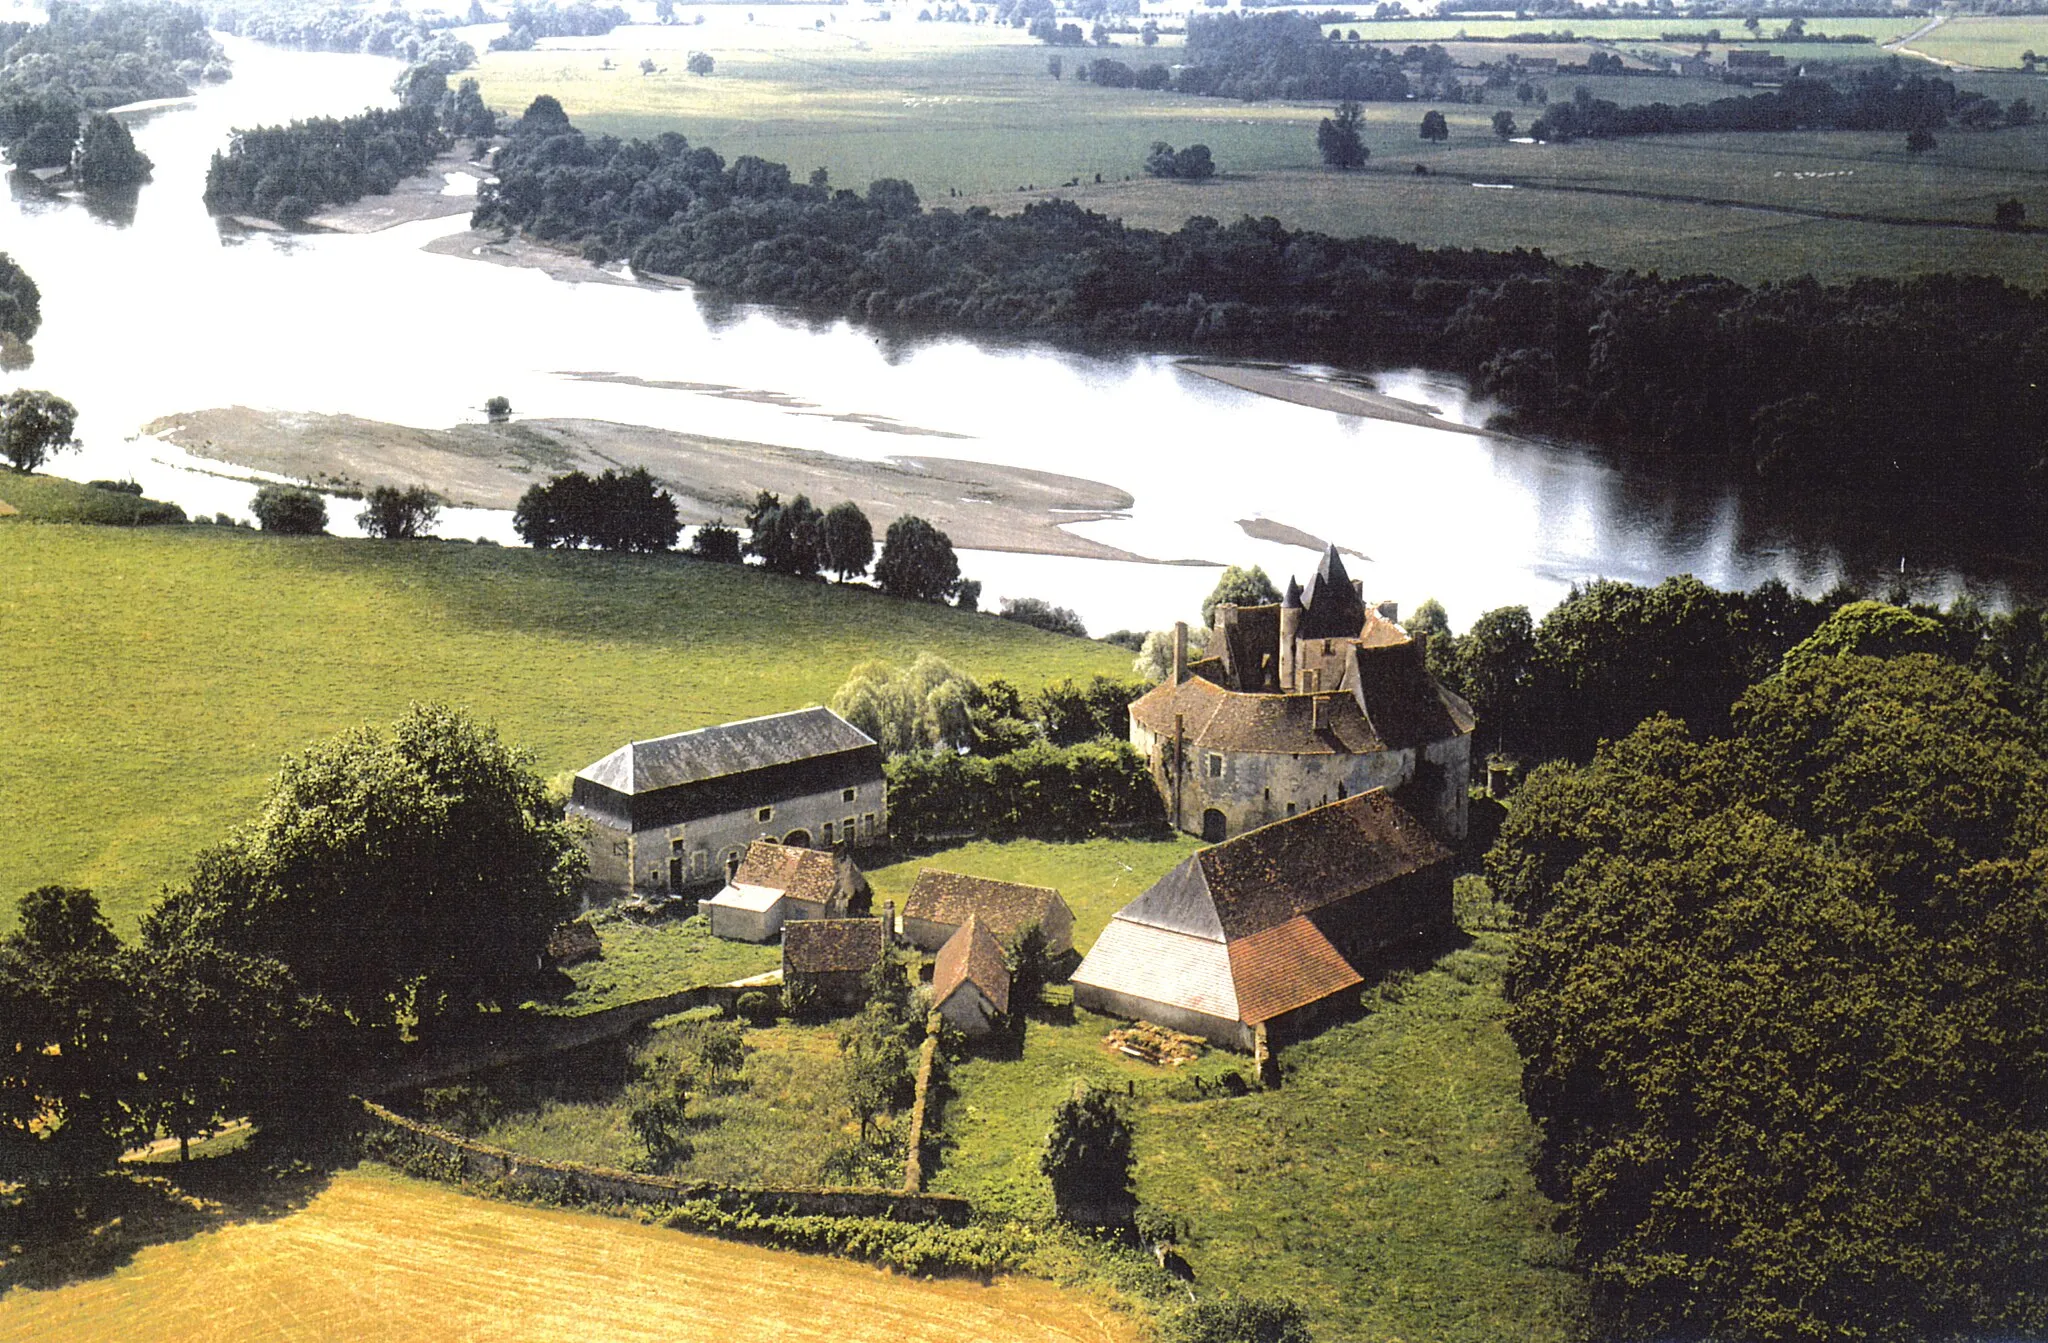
<box><xmin>361</xmin><ymin>1100</ymin><xmax>973</xmax><ymax>1224</ymax></box>
<box><xmin>901</xmin><ymin>1012</ymin><xmax>945</xmax><ymax>1193</ymax></box>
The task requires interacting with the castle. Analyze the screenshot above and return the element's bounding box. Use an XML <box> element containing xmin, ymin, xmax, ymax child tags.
<box><xmin>1127</xmin><ymin>546</ymin><xmax>1475</xmax><ymax>843</ymax></box>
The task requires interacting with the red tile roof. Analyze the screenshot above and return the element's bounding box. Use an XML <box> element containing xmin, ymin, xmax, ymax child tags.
<box><xmin>1226</xmin><ymin>916</ymin><xmax>1362</xmax><ymax>1025</ymax></box>
<box><xmin>932</xmin><ymin>915</ymin><xmax>1011</xmax><ymax>1016</ymax></box>
<box><xmin>736</xmin><ymin>841</ymin><xmax>842</xmax><ymax>907</ymax></box>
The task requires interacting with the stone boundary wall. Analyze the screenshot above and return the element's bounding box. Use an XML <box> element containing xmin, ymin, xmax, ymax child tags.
<box><xmin>360</xmin><ymin>1100</ymin><xmax>973</xmax><ymax>1224</ymax></box>
<box><xmin>901</xmin><ymin>1012</ymin><xmax>945</xmax><ymax>1193</ymax></box>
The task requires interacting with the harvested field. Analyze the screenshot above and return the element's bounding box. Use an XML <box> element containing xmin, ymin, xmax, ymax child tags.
<box><xmin>0</xmin><ymin>1165</ymin><xmax>1137</xmax><ymax>1343</ymax></box>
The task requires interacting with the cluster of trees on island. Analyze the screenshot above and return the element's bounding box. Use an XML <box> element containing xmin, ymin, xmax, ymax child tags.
<box><xmin>467</xmin><ymin>100</ymin><xmax>2048</xmax><ymax>514</ymax></box>
<box><xmin>209</xmin><ymin>0</ymin><xmax>475</xmax><ymax>72</ymax></box>
<box><xmin>488</xmin><ymin>1</ymin><xmax>629</xmax><ymax>52</ymax></box>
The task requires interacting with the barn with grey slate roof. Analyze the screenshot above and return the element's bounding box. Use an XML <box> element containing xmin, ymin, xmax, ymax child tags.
<box><xmin>569</xmin><ymin>707</ymin><xmax>887</xmax><ymax>901</ymax></box>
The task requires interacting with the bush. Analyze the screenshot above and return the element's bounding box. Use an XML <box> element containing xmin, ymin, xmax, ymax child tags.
<box><xmin>689</xmin><ymin>520</ymin><xmax>742</xmax><ymax>563</ymax></box>
<box><xmin>249</xmin><ymin>483</ymin><xmax>328</xmax><ymax>534</ymax></box>
<box><xmin>735</xmin><ymin>990</ymin><xmax>778</xmax><ymax>1026</ymax></box>
<box><xmin>485</xmin><ymin>394</ymin><xmax>511</xmax><ymax>421</ymax></box>
<box><xmin>998</xmin><ymin>596</ymin><xmax>1088</xmax><ymax>638</ymax></box>
<box><xmin>884</xmin><ymin>740</ymin><xmax>1164</xmax><ymax>843</ymax></box>
<box><xmin>1164</xmin><ymin>1296</ymin><xmax>1315</xmax><ymax>1343</ymax></box>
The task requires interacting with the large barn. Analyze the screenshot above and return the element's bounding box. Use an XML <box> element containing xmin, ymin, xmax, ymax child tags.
<box><xmin>569</xmin><ymin>707</ymin><xmax>887</xmax><ymax>901</ymax></box>
<box><xmin>1071</xmin><ymin>790</ymin><xmax>1453</xmax><ymax>1053</ymax></box>
<box><xmin>1128</xmin><ymin>546</ymin><xmax>1475</xmax><ymax>844</ymax></box>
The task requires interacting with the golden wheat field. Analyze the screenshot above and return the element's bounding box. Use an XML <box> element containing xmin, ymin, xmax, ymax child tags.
<box><xmin>0</xmin><ymin>1167</ymin><xmax>1137</xmax><ymax>1343</ymax></box>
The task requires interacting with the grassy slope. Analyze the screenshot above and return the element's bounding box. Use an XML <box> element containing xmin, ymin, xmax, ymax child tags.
<box><xmin>545</xmin><ymin>914</ymin><xmax>781</xmax><ymax>1013</ymax></box>
<box><xmin>0</xmin><ymin>472</ymin><xmax>187</xmax><ymax>525</ymax></box>
<box><xmin>0</xmin><ymin>1164</ymin><xmax>1137</xmax><ymax>1343</ymax></box>
<box><xmin>0</xmin><ymin>522</ymin><xmax>1127</xmax><ymax>933</ymax></box>
<box><xmin>463</xmin><ymin>21</ymin><xmax>2048</xmax><ymax>286</ymax></box>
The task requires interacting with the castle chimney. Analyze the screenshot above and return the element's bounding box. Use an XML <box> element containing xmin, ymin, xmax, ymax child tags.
<box><xmin>882</xmin><ymin>900</ymin><xmax>895</xmax><ymax>946</ymax></box>
<box><xmin>1172</xmin><ymin>711</ymin><xmax>1186</xmax><ymax>832</ymax></box>
<box><xmin>1311</xmin><ymin>694</ymin><xmax>1323</xmax><ymax>733</ymax></box>
<box><xmin>1172</xmin><ymin>621</ymin><xmax>1188</xmax><ymax>685</ymax></box>
<box><xmin>1376</xmin><ymin>599</ymin><xmax>1399</xmax><ymax>623</ymax></box>
<box><xmin>1279</xmin><ymin>576</ymin><xmax>1302</xmax><ymax>692</ymax></box>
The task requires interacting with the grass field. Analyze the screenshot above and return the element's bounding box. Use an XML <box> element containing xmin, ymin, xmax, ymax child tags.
<box><xmin>0</xmin><ymin>1164</ymin><xmax>1138</xmax><ymax>1342</ymax></box>
<box><xmin>543</xmin><ymin>913</ymin><xmax>781</xmax><ymax>1014</ymax></box>
<box><xmin>867</xmin><ymin>834</ymin><xmax>1202</xmax><ymax>949</ymax></box>
<box><xmin>1902</xmin><ymin>16</ymin><xmax>2048</xmax><ymax>69</ymax></box>
<box><xmin>0</xmin><ymin>473</ymin><xmax>188</xmax><ymax>525</ymax></box>
<box><xmin>0</xmin><ymin>520</ymin><xmax>1127</xmax><ymax>934</ymax></box>
<box><xmin>459</xmin><ymin>16</ymin><xmax>2048</xmax><ymax>286</ymax></box>
<box><xmin>462</xmin><ymin>1017</ymin><xmax>888</xmax><ymax>1186</ymax></box>
<box><xmin>1316</xmin><ymin>16</ymin><xmax>1921</xmax><ymax>44</ymax></box>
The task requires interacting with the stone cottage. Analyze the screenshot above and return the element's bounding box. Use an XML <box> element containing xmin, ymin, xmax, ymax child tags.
<box><xmin>701</xmin><ymin>839</ymin><xmax>870</xmax><ymax>943</ymax></box>
<box><xmin>569</xmin><ymin>706</ymin><xmax>887</xmax><ymax>901</ymax></box>
<box><xmin>782</xmin><ymin>915</ymin><xmax>888</xmax><ymax>1011</ymax></box>
<box><xmin>931</xmin><ymin>915</ymin><xmax>1011</xmax><ymax>1036</ymax></box>
<box><xmin>1128</xmin><ymin>545</ymin><xmax>1475</xmax><ymax>844</ymax></box>
<box><xmin>900</xmin><ymin>870</ymin><xmax>1075</xmax><ymax>958</ymax></box>
<box><xmin>1071</xmin><ymin>790</ymin><xmax>1452</xmax><ymax>1053</ymax></box>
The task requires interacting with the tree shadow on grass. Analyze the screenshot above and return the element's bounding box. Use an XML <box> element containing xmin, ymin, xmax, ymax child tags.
<box><xmin>0</xmin><ymin>1133</ymin><xmax>345</xmax><ymax>1296</ymax></box>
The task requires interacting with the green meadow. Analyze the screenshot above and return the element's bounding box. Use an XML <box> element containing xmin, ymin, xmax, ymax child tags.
<box><xmin>1903</xmin><ymin>15</ymin><xmax>2048</xmax><ymax>69</ymax></box>
<box><xmin>463</xmin><ymin>17</ymin><xmax>2048</xmax><ymax>287</ymax></box>
<box><xmin>0</xmin><ymin>518</ymin><xmax>1126</xmax><ymax>934</ymax></box>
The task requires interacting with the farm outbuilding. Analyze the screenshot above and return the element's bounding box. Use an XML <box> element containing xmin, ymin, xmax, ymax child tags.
<box><xmin>782</xmin><ymin>915</ymin><xmax>889</xmax><ymax>1010</ymax></box>
<box><xmin>931</xmin><ymin>915</ymin><xmax>1011</xmax><ymax>1036</ymax></box>
<box><xmin>702</xmin><ymin>840</ymin><xmax>870</xmax><ymax>943</ymax></box>
<box><xmin>900</xmin><ymin>869</ymin><xmax>1074</xmax><ymax>957</ymax></box>
<box><xmin>568</xmin><ymin>706</ymin><xmax>888</xmax><ymax>902</ymax></box>
<box><xmin>1072</xmin><ymin>790</ymin><xmax>1453</xmax><ymax>1052</ymax></box>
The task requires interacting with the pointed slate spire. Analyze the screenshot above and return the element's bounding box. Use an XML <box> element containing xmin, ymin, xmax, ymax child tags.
<box><xmin>1298</xmin><ymin>543</ymin><xmax>1365</xmax><ymax>639</ymax></box>
<box><xmin>1282</xmin><ymin>575</ymin><xmax>1303</xmax><ymax>609</ymax></box>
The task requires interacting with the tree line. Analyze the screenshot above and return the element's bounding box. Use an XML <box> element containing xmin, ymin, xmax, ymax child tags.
<box><xmin>0</xmin><ymin>1</ymin><xmax>228</xmax><ymax>109</ymax></box>
<box><xmin>488</xmin><ymin>2</ymin><xmax>629</xmax><ymax>52</ymax></box>
<box><xmin>1531</xmin><ymin>65</ymin><xmax>2031</xmax><ymax>141</ymax></box>
<box><xmin>471</xmin><ymin>99</ymin><xmax>2048</xmax><ymax>515</ymax></box>
<box><xmin>1171</xmin><ymin>14</ymin><xmax>1485</xmax><ymax>104</ymax></box>
<box><xmin>1486</xmin><ymin>604</ymin><xmax>2048</xmax><ymax>1341</ymax></box>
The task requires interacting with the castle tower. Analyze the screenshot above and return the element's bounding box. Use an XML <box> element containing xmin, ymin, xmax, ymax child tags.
<box><xmin>1279</xmin><ymin>576</ymin><xmax>1302</xmax><ymax>691</ymax></box>
<box><xmin>1298</xmin><ymin>544</ymin><xmax>1366</xmax><ymax>640</ymax></box>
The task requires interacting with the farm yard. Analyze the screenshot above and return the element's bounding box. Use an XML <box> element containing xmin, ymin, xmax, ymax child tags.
<box><xmin>0</xmin><ymin>1165</ymin><xmax>1139</xmax><ymax>1343</ymax></box>
<box><xmin>0</xmin><ymin>521</ymin><xmax>1126</xmax><ymax>934</ymax></box>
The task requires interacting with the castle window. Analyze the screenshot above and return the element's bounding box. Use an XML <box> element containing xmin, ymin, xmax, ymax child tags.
<box><xmin>692</xmin><ymin>849</ymin><xmax>708</xmax><ymax>877</ymax></box>
<box><xmin>670</xmin><ymin>835</ymin><xmax>686</xmax><ymax>854</ymax></box>
<box><xmin>822</xmin><ymin>821</ymin><xmax>835</xmax><ymax>845</ymax></box>
<box><xmin>842</xmin><ymin>787</ymin><xmax>857</xmax><ymax>802</ymax></box>
<box><xmin>861</xmin><ymin>813</ymin><xmax>875</xmax><ymax>838</ymax></box>
<box><xmin>844</xmin><ymin>816</ymin><xmax>856</xmax><ymax>839</ymax></box>
<box><xmin>757</xmin><ymin>805</ymin><xmax>774</xmax><ymax>823</ymax></box>
<box><xmin>1205</xmin><ymin>752</ymin><xmax>1224</xmax><ymax>778</ymax></box>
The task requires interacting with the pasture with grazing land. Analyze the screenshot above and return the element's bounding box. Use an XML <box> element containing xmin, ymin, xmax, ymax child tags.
<box><xmin>0</xmin><ymin>521</ymin><xmax>1127</xmax><ymax>934</ymax></box>
<box><xmin>457</xmin><ymin>12</ymin><xmax>2048</xmax><ymax>287</ymax></box>
<box><xmin>0</xmin><ymin>1164</ymin><xmax>1138</xmax><ymax>1343</ymax></box>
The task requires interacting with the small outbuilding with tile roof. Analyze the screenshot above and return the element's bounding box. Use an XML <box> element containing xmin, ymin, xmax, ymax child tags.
<box><xmin>568</xmin><ymin>707</ymin><xmax>887</xmax><ymax>902</ymax></box>
<box><xmin>931</xmin><ymin>915</ymin><xmax>1012</xmax><ymax>1036</ymax></box>
<box><xmin>900</xmin><ymin>870</ymin><xmax>1075</xmax><ymax>957</ymax></box>
<box><xmin>702</xmin><ymin>840</ymin><xmax>870</xmax><ymax>943</ymax></box>
<box><xmin>782</xmin><ymin>915</ymin><xmax>890</xmax><ymax>1010</ymax></box>
<box><xmin>1071</xmin><ymin>790</ymin><xmax>1452</xmax><ymax>1052</ymax></box>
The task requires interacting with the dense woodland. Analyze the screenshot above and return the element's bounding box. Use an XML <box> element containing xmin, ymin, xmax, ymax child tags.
<box><xmin>0</xmin><ymin>1</ymin><xmax>223</xmax><ymax>173</ymax></box>
<box><xmin>1174</xmin><ymin>14</ymin><xmax>1481</xmax><ymax>103</ymax></box>
<box><xmin>471</xmin><ymin>101</ymin><xmax>2048</xmax><ymax>510</ymax></box>
<box><xmin>1486</xmin><ymin>614</ymin><xmax>2048</xmax><ymax>1341</ymax></box>
<box><xmin>488</xmin><ymin>2</ymin><xmax>629</xmax><ymax>52</ymax></box>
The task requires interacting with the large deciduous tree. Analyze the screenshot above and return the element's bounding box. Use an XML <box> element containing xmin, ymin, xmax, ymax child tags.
<box><xmin>250</xmin><ymin>483</ymin><xmax>328</xmax><ymax>534</ymax></box>
<box><xmin>147</xmin><ymin>705</ymin><xmax>584</xmax><ymax>1037</ymax></box>
<box><xmin>0</xmin><ymin>389</ymin><xmax>79</xmax><ymax>472</ymax></box>
<box><xmin>819</xmin><ymin>500</ymin><xmax>875</xmax><ymax>581</ymax></box>
<box><xmin>0</xmin><ymin>252</ymin><xmax>43</xmax><ymax>345</ymax></box>
<box><xmin>1200</xmin><ymin>564</ymin><xmax>1280</xmax><ymax>627</ymax></box>
<box><xmin>1490</xmin><ymin>649</ymin><xmax>2048</xmax><ymax>1341</ymax></box>
<box><xmin>513</xmin><ymin>468</ymin><xmax>679</xmax><ymax>551</ymax></box>
<box><xmin>1318</xmin><ymin>100</ymin><xmax>1368</xmax><ymax>167</ymax></box>
<box><xmin>742</xmin><ymin>490</ymin><xmax>825</xmax><ymax>577</ymax></box>
<box><xmin>357</xmin><ymin>484</ymin><xmax>441</xmax><ymax>539</ymax></box>
<box><xmin>873</xmin><ymin>514</ymin><xmax>961</xmax><ymax>603</ymax></box>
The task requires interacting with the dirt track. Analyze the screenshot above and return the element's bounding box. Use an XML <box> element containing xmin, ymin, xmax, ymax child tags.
<box><xmin>0</xmin><ymin>1166</ymin><xmax>1137</xmax><ymax>1343</ymax></box>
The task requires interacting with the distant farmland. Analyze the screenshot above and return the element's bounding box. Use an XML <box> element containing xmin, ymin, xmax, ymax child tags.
<box><xmin>0</xmin><ymin>1166</ymin><xmax>1138</xmax><ymax>1343</ymax></box>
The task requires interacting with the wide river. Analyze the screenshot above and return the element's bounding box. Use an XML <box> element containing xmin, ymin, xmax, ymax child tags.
<box><xmin>2</xmin><ymin>35</ymin><xmax>2034</xmax><ymax>633</ymax></box>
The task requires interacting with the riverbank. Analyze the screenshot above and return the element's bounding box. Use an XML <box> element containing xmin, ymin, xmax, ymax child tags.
<box><xmin>142</xmin><ymin>406</ymin><xmax>1157</xmax><ymax>561</ymax></box>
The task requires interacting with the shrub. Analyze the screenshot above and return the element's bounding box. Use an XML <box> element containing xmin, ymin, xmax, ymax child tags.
<box><xmin>1164</xmin><ymin>1296</ymin><xmax>1315</xmax><ymax>1343</ymax></box>
<box><xmin>735</xmin><ymin>990</ymin><xmax>778</xmax><ymax>1026</ymax></box>
<box><xmin>249</xmin><ymin>483</ymin><xmax>328</xmax><ymax>534</ymax></box>
<box><xmin>485</xmin><ymin>395</ymin><xmax>511</xmax><ymax>421</ymax></box>
<box><xmin>999</xmin><ymin>596</ymin><xmax>1088</xmax><ymax>638</ymax></box>
<box><xmin>689</xmin><ymin>520</ymin><xmax>742</xmax><ymax>563</ymax></box>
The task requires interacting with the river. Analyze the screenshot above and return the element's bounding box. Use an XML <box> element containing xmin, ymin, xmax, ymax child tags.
<box><xmin>1</xmin><ymin>34</ymin><xmax>2034</xmax><ymax>635</ymax></box>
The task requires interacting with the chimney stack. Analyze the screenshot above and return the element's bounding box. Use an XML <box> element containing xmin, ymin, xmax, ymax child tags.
<box><xmin>882</xmin><ymin>900</ymin><xmax>896</xmax><ymax>946</ymax></box>
<box><xmin>1172</xmin><ymin>621</ymin><xmax>1188</xmax><ymax>685</ymax></box>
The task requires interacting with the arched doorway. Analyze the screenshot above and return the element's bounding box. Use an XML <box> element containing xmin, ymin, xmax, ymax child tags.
<box><xmin>1201</xmin><ymin>809</ymin><xmax>1227</xmax><ymax>844</ymax></box>
<box><xmin>782</xmin><ymin>828</ymin><xmax>813</xmax><ymax>849</ymax></box>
